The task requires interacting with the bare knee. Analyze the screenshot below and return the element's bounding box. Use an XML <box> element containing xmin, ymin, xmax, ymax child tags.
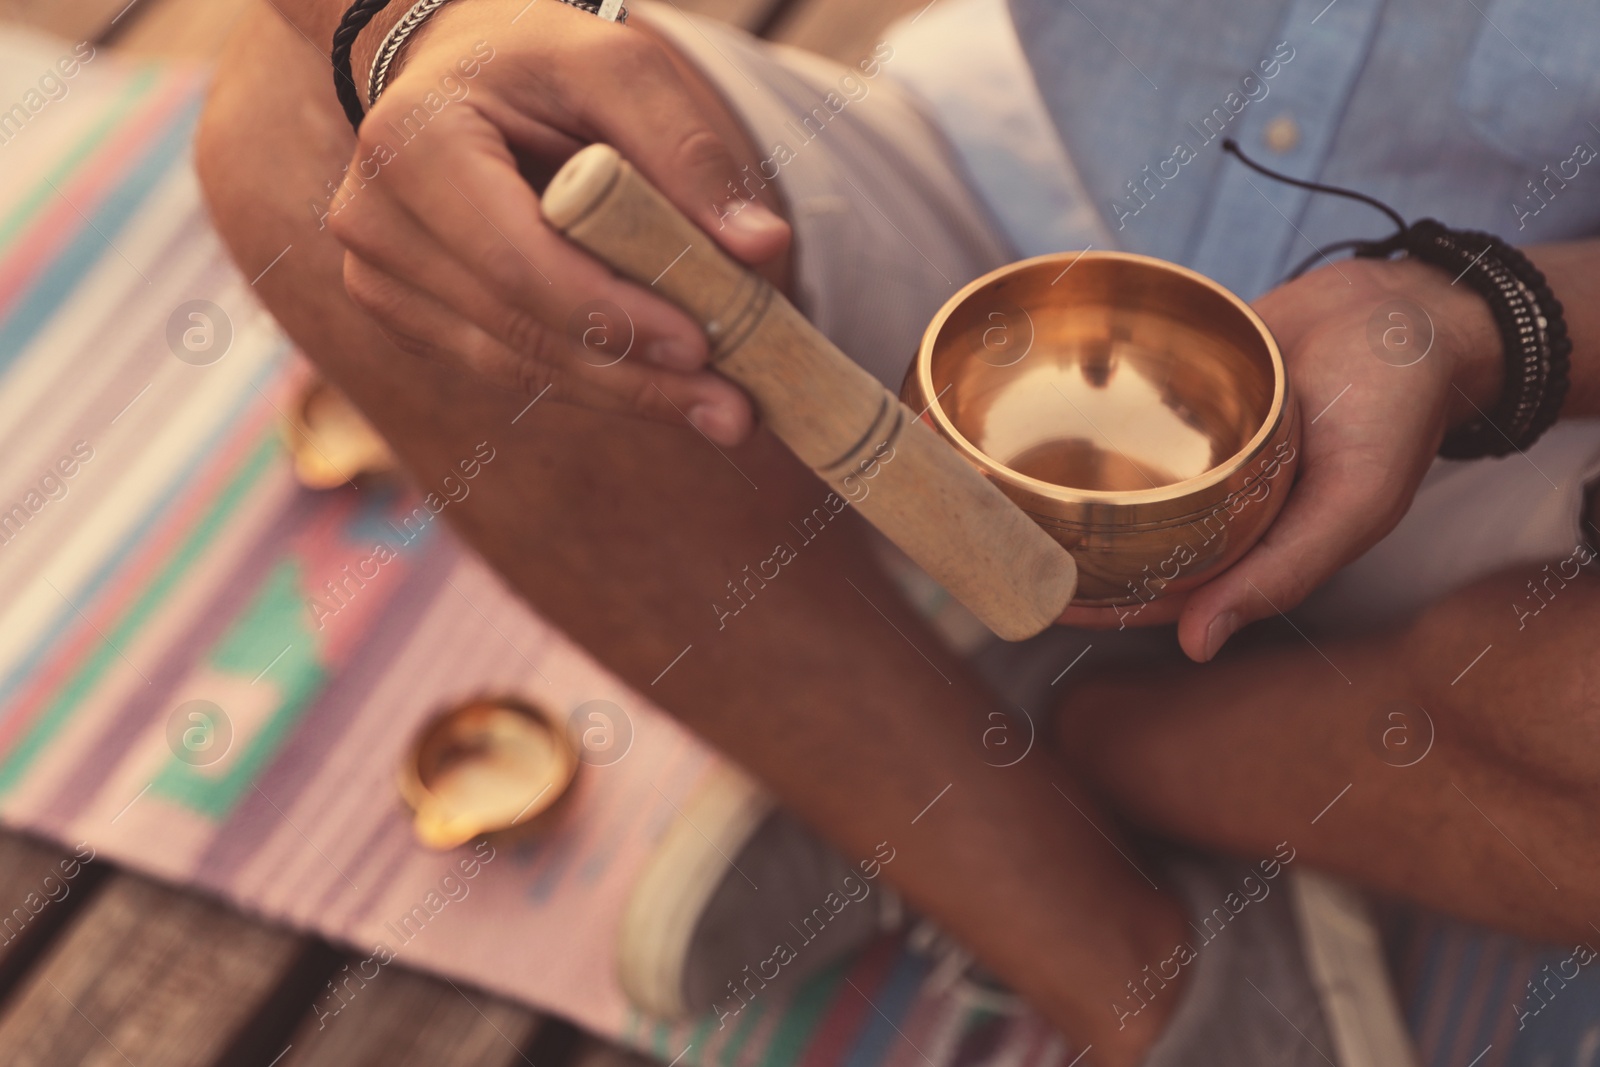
<box><xmin>1405</xmin><ymin>565</ymin><xmax>1600</xmax><ymax>793</ymax></box>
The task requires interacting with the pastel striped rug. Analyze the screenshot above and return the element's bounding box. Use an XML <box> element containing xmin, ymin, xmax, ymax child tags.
<box><xmin>0</xmin><ymin>28</ymin><xmax>1593</xmax><ymax>1067</ymax></box>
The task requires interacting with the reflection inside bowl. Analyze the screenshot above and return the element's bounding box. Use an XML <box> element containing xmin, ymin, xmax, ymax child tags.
<box><xmin>927</xmin><ymin>260</ymin><xmax>1277</xmax><ymax>495</ymax></box>
<box><xmin>976</xmin><ymin>352</ymin><xmax>1216</xmax><ymax>490</ymax></box>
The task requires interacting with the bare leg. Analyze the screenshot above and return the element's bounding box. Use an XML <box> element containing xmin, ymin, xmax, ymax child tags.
<box><xmin>1065</xmin><ymin>563</ymin><xmax>1600</xmax><ymax>943</ymax></box>
<box><xmin>197</xmin><ymin>6</ymin><xmax>1187</xmax><ymax>1060</ymax></box>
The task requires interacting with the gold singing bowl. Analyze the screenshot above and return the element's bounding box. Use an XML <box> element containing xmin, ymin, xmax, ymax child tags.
<box><xmin>399</xmin><ymin>696</ymin><xmax>579</xmax><ymax>850</ymax></box>
<box><xmin>903</xmin><ymin>252</ymin><xmax>1300</xmax><ymax>606</ymax></box>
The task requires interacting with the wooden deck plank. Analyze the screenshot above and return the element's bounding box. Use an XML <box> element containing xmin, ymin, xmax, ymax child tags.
<box><xmin>0</xmin><ymin>874</ymin><xmax>311</xmax><ymax>1067</ymax></box>
<box><xmin>0</xmin><ymin>836</ymin><xmax>90</xmax><ymax>969</ymax></box>
<box><xmin>277</xmin><ymin>965</ymin><xmax>543</xmax><ymax>1067</ymax></box>
<box><xmin>0</xmin><ymin>835</ymin><xmax>102</xmax><ymax>1001</ymax></box>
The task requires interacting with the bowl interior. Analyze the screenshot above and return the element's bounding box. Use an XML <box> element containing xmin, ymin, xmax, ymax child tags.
<box><xmin>927</xmin><ymin>256</ymin><xmax>1277</xmax><ymax>494</ymax></box>
<box><xmin>411</xmin><ymin>700</ymin><xmax>572</xmax><ymax>824</ymax></box>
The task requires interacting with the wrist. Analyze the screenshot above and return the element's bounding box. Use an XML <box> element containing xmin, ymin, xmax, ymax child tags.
<box><xmin>330</xmin><ymin>0</ymin><xmax>415</xmax><ymax>131</ymax></box>
<box><xmin>348</xmin><ymin>11</ymin><xmax>394</xmax><ymax>107</ymax></box>
<box><xmin>1363</xmin><ymin>255</ymin><xmax>1502</xmax><ymax>429</ymax></box>
<box><xmin>346</xmin><ymin>0</ymin><xmax>491</xmax><ymax>122</ymax></box>
<box><xmin>351</xmin><ymin>0</ymin><xmax>454</xmax><ymax>113</ymax></box>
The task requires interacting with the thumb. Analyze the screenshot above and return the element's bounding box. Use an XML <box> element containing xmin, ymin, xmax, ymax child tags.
<box><xmin>578</xmin><ymin>39</ymin><xmax>791</xmax><ymax>266</ymax></box>
<box><xmin>661</xmin><ymin>129</ymin><xmax>791</xmax><ymax>265</ymax></box>
<box><xmin>1176</xmin><ymin>461</ymin><xmax>1375</xmax><ymax>663</ymax></box>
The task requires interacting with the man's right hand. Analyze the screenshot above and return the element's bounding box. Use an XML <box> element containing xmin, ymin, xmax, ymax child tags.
<box><xmin>326</xmin><ymin>1</ymin><xmax>790</xmax><ymax>445</ymax></box>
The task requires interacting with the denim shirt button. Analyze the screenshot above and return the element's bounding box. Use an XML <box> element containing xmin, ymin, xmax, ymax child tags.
<box><xmin>1263</xmin><ymin>114</ymin><xmax>1301</xmax><ymax>153</ymax></box>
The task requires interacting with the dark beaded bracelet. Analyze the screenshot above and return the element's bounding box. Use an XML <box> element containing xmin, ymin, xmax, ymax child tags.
<box><xmin>1223</xmin><ymin>139</ymin><xmax>1572</xmax><ymax>460</ymax></box>
<box><xmin>1387</xmin><ymin>222</ymin><xmax>1571</xmax><ymax>459</ymax></box>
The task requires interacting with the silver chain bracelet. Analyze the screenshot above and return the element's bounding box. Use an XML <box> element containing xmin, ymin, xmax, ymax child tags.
<box><xmin>367</xmin><ymin>0</ymin><xmax>629</xmax><ymax>110</ymax></box>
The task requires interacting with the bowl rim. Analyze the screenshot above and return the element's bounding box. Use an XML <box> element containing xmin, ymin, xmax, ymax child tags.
<box><xmin>397</xmin><ymin>693</ymin><xmax>579</xmax><ymax>840</ymax></box>
<box><xmin>913</xmin><ymin>250</ymin><xmax>1289</xmax><ymax>506</ymax></box>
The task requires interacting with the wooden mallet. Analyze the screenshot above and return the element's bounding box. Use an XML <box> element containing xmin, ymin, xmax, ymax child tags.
<box><xmin>542</xmin><ymin>144</ymin><xmax>1078</xmax><ymax>641</ymax></box>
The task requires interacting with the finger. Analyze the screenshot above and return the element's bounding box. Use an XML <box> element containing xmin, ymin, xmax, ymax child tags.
<box><xmin>334</xmin><ymin>157</ymin><xmax>707</xmax><ymax>380</ymax></box>
<box><xmin>333</xmin><ymin>119</ymin><xmax>760</xmax><ymax>440</ymax></box>
<box><xmin>341</xmin><ymin>252</ymin><xmax>754</xmax><ymax>442</ymax></box>
<box><xmin>1176</xmin><ymin>459</ymin><xmax>1382</xmax><ymax>663</ymax></box>
<box><xmin>336</xmin><ymin>114</ymin><xmax>710</xmax><ymax>371</ymax></box>
<box><xmin>547</xmin><ymin>26</ymin><xmax>791</xmax><ymax>265</ymax></box>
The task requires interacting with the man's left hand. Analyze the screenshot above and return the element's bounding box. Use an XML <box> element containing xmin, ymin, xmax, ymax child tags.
<box><xmin>1058</xmin><ymin>254</ymin><xmax>1502</xmax><ymax>662</ymax></box>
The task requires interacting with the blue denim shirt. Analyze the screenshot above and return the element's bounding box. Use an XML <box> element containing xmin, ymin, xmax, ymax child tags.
<box><xmin>906</xmin><ymin>0</ymin><xmax>1600</xmax><ymax>300</ymax></box>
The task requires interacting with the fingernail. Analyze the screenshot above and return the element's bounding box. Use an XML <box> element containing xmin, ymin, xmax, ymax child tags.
<box><xmin>645</xmin><ymin>337</ymin><xmax>702</xmax><ymax>371</ymax></box>
<box><xmin>688</xmin><ymin>402</ymin><xmax>738</xmax><ymax>443</ymax></box>
<box><xmin>1203</xmin><ymin>611</ymin><xmax>1240</xmax><ymax>662</ymax></box>
<box><xmin>720</xmin><ymin>200</ymin><xmax>787</xmax><ymax>240</ymax></box>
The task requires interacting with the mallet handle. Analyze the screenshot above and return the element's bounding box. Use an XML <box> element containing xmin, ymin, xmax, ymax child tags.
<box><xmin>542</xmin><ymin>144</ymin><xmax>1077</xmax><ymax>640</ymax></box>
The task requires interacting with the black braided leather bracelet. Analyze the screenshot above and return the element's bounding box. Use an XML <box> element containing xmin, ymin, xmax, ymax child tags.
<box><xmin>1389</xmin><ymin>222</ymin><xmax>1571</xmax><ymax>459</ymax></box>
<box><xmin>1223</xmin><ymin>140</ymin><xmax>1572</xmax><ymax>460</ymax></box>
<box><xmin>332</xmin><ymin>0</ymin><xmax>395</xmax><ymax>133</ymax></box>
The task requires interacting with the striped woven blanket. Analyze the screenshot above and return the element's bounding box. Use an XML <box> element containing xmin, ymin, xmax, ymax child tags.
<box><xmin>0</xmin><ymin>29</ymin><xmax>1594</xmax><ymax>1067</ymax></box>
